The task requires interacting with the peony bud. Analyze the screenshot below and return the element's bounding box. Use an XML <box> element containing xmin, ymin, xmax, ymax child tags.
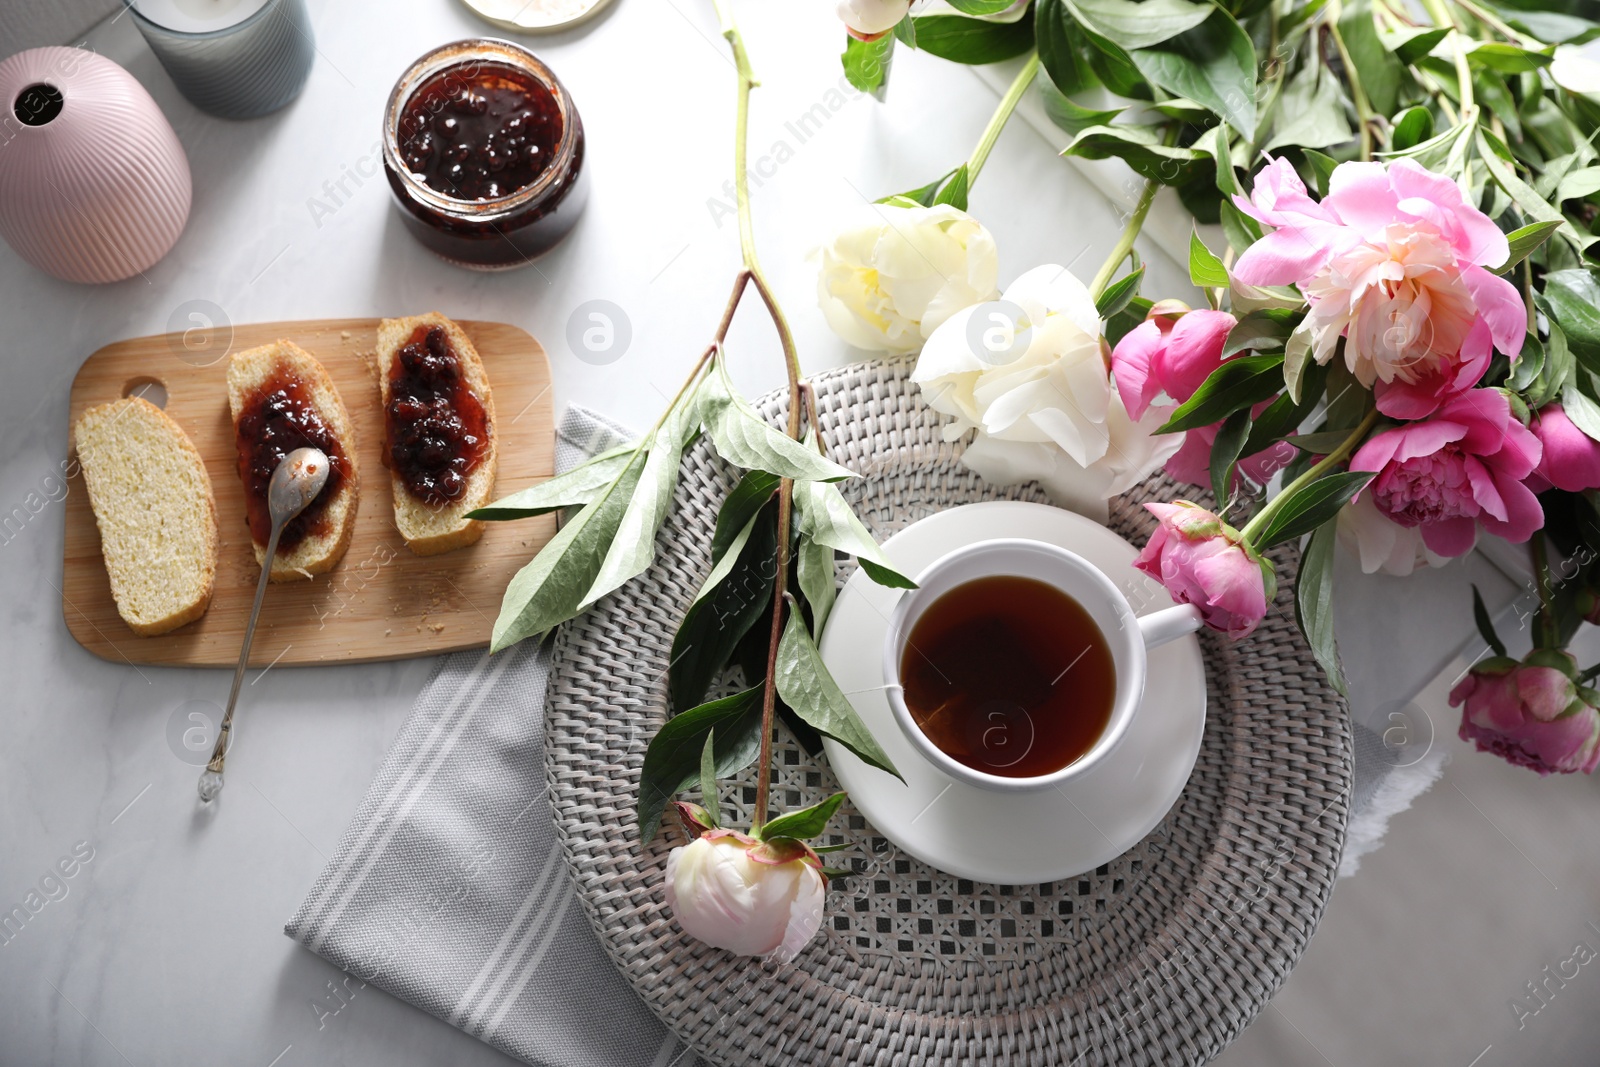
<box><xmin>1451</xmin><ymin>652</ymin><xmax>1600</xmax><ymax>775</ymax></box>
<box><xmin>1133</xmin><ymin>501</ymin><xmax>1271</xmax><ymax>639</ymax></box>
<box><xmin>663</xmin><ymin>830</ymin><xmax>826</xmax><ymax>958</ymax></box>
<box><xmin>836</xmin><ymin>0</ymin><xmax>912</xmax><ymax>39</ymax></box>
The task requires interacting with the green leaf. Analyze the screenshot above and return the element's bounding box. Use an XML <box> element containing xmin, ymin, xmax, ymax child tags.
<box><xmin>1556</xmin><ymin>166</ymin><xmax>1600</xmax><ymax>204</ymax></box>
<box><xmin>1467</xmin><ymin>41</ymin><xmax>1553</xmax><ymax>73</ymax></box>
<box><xmin>1475</xmin><ymin>128</ymin><xmax>1590</xmax><ymax>252</ymax></box>
<box><xmin>756</xmin><ymin>792</ymin><xmax>847</xmax><ymax>841</ymax></box>
<box><xmin>796</xmin><ymin>530</ymin><xmax>837</xmax><ymax>637</ymax></box>
<box><xmin>1106</xmin><ymin>295</ymin><xmax>1153</xmax><ymax>348</ymax></box>
<box><xmin>1189</xmin><ymin>229</ymin><xmax>1229</xmax><ymax>288</ymax></box>
<box><xmin>1064</xmin><ymin>124</ymin><xmax>1209</xmax><ymax>184</ymax></box>
<box><xmin>1390</xmin><ymin>106</ymin><xmax>1435</xmax><ymax>152</ymax></box>
<box><xmin>1527</xmin><ymin>323</ymin><xmax>1573</xmax><ymax>410</ymax></box>
<box><xmin>1509</xmin><ymin>333</ymin><xmax>1545</xmax><ymax>393</ymax></box>
<box><xmin>793</xmin><ymin>478</ymin><xmax>916</xmax><ymax>588</ymax></box>
<box><xmin>775</xmin><ymin>612</ymin><xmax>902</xmax><ymax>779</ymax></box>
<box><xmin>711</xmin><ymin>470</ymin><xmax>780</xmax><ymax>561</ymax></box>
<box><xmin>1302</xmin><ymin>149</ymin><xmax>1339</xmax><ymax>198</ymax></box>
<box><xmin>1195</xmin><ymin>123</ymin><xmax>1240</xmax><ymax>197</ymax></box>
<box><xmin>893</xmin><ymin>10</ymin><xmax>917</xmax><ymax>46</ymax></box>
<box><xmin>1035</xmin><ymin>0</ymin><xmax>1094</xmax><ymax>96</ymax></box>
<box><xmin>1338</xmin><ymin>1</ymin><xmax>1402</xmax><ymax>116</ymax></box>
<box><xmin>1475</xmin><ymin>69</ymin><xmax>1522</xmax><ymax>143</ymax></box>
<box><xmin>1222</xmin><ymin>308</ymin><xmax>1300</xmax><ymax>358</ymax></box>
<box><xmin>585</xmin><ymin>394</ymin><xmax>699</xmax><ymax>605</ymax></box>
<box><xmin>1472</xmin><ymin>584</ymin><xmax>1508</xmax><ymax>658</ymax></box>
<box><xmin>1063</xmin><ymin>0</ymin><xmax>1212</xmax><ymax>51</ymax></box>
<box><xmin>1562</xmin><ymin>376</ymin><xmax>1600</xmax><ymax>441</ymax></box>
<box><xmin>1131</xmin><ymin>9</ymin><xmax>1258</xmax><ymax>139</ymax></box>
<box><xmin>1219</xmin><ymin>199</ymin><xmax>1264</xmax><ymax>255</ymax></box>
<box><xmin>1496</xmin><ymin>220</ymin><xmax>1562</xmax><ymax>274</ymax></box>
<box><xmin>1210</xmin><ymin>408</ymin><xmax>1252</xmax><ymax>505</ymax></box>
<box><xmin>1381</xmin><ymin>25</ymin><xmax>1446</xmax><ymax>65</ymax></box>
<box><xmin>1541</xmin><ymin>269</ymin><xmax>1600</xmax><ymax>372</ymax></box>
<box><xmin>1243</xmin><ymin>358</ymin><xmax>1327</xmax><ymax>455</ymax></box>
<box><xmin>470</xmin><ymin>443</ymin><xmax>638</xmax><ymax>520</ymax></box>
<box><xmin>1286</xmin><ymin>429</ymin><xmax>1360</xmax><ymax>454</ymax></box>
<box><xmin>882</xmin><ymin>168</ymin><xmax>957</xmax><ymax>207</ymax></box>
<box><xmin>1380</xmin><ymin>121</ymin><xmax>1471</xmax><ymax>172</ymax></box>
<box><xmin>1264</xmin><ymin>59</ymin><xmax>1354</xmax><ymax>152</ymax></box>
<box><xmin>637</xmin><ymin>686</ymin><xmax>765</xmax><ymax>843</ymax></box>
<box><xmin>842</xmin><ymin>33</ymin><xmax>894</xmax><ymax>93</ymax></box>
<box><xmin>1078</xmin><ymin>24</ymin><xmax>1152</xmax><ymax>98</ymax></box>
<box><xmin>1229</xmin><ymin>278</ymin><xmax>1302</xmax><ymax>315</ymax></box>
<box><xmin>1492</xmin><ymin>5</ymin><xmax>1600</xmax><ymax>46</ymax></box>
<box><xmin>1254</xmin><ymin>471</ymin><xmax>1375</xmax><ymax>549</ymax></box>
<box><xmin>933</xmin><ymin>163</ymin><xmax>970</xmax><ymax>211</ymax></box>
<box><xmin>669</xmin><ymin>500</ymin><xmax>779</xmax><ymax>712</ymax></box>
<box><xmin>946</xmin><ymin>0</ymin><xmax>1022</xmax><ymax>14</ymax></box>
<box><xmin>490</xmin><ymin>450</ymin><xmax>648</xmax><ymax>651</ymax></box>
<box><xmin>1157</xmin><ymin>353</ymin><xmax>1287</xmax><ymax>433</ymax></box>
<box><xmin>699</xmin><ymin>731</ymin><xmax>720</xmax><ymax>827</ymax></box>
<box><xmin>910</xmin><ymin>13</ymin><xmax>1035</xmax><ymax>64</ymax></box>
<box><xmin>699</xmin><ymin>358</ymin><xmax>854</xmax><ymax>482</ymax></box>
<box><xmin>1095</xmin><ymin>266</ymin><xmax>1145</xmax><ymax>318</ymax></box>
<box><xmin>1294</xmin><ymin>522</ymin><xmax>1347</xmax><ymax>697</ymax></box>
<box><xmin>1039</xmin><ymin>82</ymin><xmax>1123</xmax><ymax>135</ymax></box>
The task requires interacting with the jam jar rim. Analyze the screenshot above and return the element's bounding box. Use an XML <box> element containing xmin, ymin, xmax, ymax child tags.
<box><xmin>382</xmin><ymin>37</ymin><xmax>579</xmax><ymax>222</ymax></box>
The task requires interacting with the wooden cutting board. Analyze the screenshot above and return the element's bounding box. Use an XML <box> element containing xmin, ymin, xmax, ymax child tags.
<box><xmin>62</xmin><ymin>318</ymin><xmax>556</xmax><ymax>668</ymax></box>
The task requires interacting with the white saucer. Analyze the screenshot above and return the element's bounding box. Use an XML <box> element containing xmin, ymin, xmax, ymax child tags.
<box><xmin>817</xmin><ymin>500</ymin><xmax>1207</xmax><ymax>884</ymax></box>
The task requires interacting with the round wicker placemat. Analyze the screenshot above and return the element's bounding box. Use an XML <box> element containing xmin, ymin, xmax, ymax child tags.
<box><xmin>546</xmin><ymin>357</ymin><xmax>1352</xmax><ymax>1066</ymax></box>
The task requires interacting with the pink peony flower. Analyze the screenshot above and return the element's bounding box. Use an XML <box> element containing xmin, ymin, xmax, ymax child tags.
<box><xmin>1451</xmin><ymin>654</ymin><xmax>1600</xmax><ymax>775</ymax></box>
<box><xmin>1112</xmin><ymin>308</ymin><xmax>1238</xmax><ymax>420</ymax></box>
<box><xmin>1112</xmin><ymin>309</ymin><xmax>1294</xmax><ymax>494</ymax></box>
<box><xmin>1528</xmin><ymin>403</ymin><xmax>1600</xmax><ymax>493</ymax></box>
<box><xmin>1350</xmin><ymin>389</ymin><xmax>1543</xmax><ymax>557</ymax></box>
<box><xmin>664</xmin><ymin>829</ymin><xmax>825</xmax><ymax>958</ymax></box>
<box><xmin>1133</xmin><ymin>501</ymin><xmax>1271</xmax><ymax>639</ymax></box>
<box><xmin>1233</xmin><ymin>158</ymin><xmax>1523</xmax><ymax>419</ymax></box>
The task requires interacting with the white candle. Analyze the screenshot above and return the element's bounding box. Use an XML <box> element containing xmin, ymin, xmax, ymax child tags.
<box><xmin>129</xmin><ymin>0</ymin><xmax>273</xmax><ymax>34</ymax></box>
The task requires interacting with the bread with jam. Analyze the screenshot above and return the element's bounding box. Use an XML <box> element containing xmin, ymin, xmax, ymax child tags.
<box><xmin>226</xmin><ymin>341</ymin><xmax>359</xmax><ymax>581</ymax></box>
<box><xmin>376</xmin><ymin>313</ymin><xmax>497</xmax><ymax>556</ymax></box>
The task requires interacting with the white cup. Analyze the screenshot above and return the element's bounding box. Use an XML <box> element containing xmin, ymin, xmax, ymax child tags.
<box><xmin>882</xmin><ymin>538</ymin><xmax>1203</xmax><ymax>793</ymax></box>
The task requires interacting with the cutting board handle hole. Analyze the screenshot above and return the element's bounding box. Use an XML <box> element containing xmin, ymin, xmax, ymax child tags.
<box><xmin>122</xmin><ymin>377</ymin><xmax>168</xmax><ymax>409</ymax></box>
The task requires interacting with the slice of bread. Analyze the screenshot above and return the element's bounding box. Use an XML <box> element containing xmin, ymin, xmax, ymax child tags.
<box><xmin>226</xmin><ymin>341</ymin><xmax>360</xmax><ymax>581</ymax></box>
<box><xmin>73</xmin><ymin>396</ymin><xmax>218</xmax><ymax>636</ymax></box>
<box><xmin>377</xmin><ymin>313</ymin><xmax>498</xmax><ymax>556</ymax></box>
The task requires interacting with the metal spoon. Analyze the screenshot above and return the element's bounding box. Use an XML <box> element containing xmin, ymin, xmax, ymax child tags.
<box><xmin>197</xmin><ymin>447</ymin><xmax>330</xmax><ymax>803</ymax></box>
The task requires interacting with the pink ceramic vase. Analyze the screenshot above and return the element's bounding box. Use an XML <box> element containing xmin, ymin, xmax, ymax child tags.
<box><xmin>0</xmin><ymin>47</ymin><xmax>191</xmax><ymax>284</ymax></box>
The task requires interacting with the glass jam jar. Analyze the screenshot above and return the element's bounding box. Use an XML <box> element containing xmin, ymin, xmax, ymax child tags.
<box><xmin>382</xmin><ymin>39</ymin><xmax>587</xmax><ymax>270</ymax></box>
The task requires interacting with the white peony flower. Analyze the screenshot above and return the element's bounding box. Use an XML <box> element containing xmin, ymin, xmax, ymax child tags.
<box><xmin>815</xmin><ymin>202</ymin><xmax>999</xmax><ymax>355</ymax></box>
<box><xmin>663</xmin><ymin>833</ymin><xmax>825</xmax><ymax>958</ymax></box>
<box><xmin>1336</xmin><ymin>492</ymin><xmax>1452</xmax><ymax>576</ymax></box>
<box><xmin>836</xmin><ymin>0</ymin><xmax>912</xmax><ymax>38</ymax></box>
<box><xmin>1550</xmin><ymin>45</ymin><xmax>1600</xmax><ymax>98</ymax></box>
<box><xmin>911</xmin><ymin>264</ymin><xmax>1180</xmax><ymax>513</ymax></box>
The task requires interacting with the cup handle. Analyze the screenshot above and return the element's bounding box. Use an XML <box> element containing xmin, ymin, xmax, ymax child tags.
<box><xmin>1137</xmin><ymin>604</ymin><xmax>1204</xmax><ymax>650</ymax></box>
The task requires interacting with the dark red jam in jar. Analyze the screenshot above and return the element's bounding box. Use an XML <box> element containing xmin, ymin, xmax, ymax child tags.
<box><xmin>235</xmin><ymin>369</ymin><xmax>347</xmax><ymax>550</ymax></box>
<box><xmin>385</xmin><ymin>325</ymin><xmax>490</xmax><ymax>506</ymax></box>
<box><xmin>383</xmin><ymin>40</ymin><xmax>587</xmax><ymax>270</ymax></box>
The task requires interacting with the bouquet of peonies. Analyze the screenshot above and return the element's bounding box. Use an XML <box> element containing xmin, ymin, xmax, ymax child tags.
<box><xmin>826</xmin><ymin>0</ymin><xmax>1600</xmax><ymax>777</ymax></box>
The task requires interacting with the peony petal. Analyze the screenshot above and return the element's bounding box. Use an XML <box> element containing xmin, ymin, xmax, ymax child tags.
<box><xmin>1323</xmin><ymin>160</ymin><xmax>1401</xmax><ymax>237</ymax></box>
<box><xmin>1479</xmin><ymin>469</ymin><xmax>1544</xmax><ymax>543</ymax></box>
<box><xmin>1420</xmin><ymin>515</ymin><xmax>1478</xmax><ymax>556</ymax></box>
<box><xmin>1390</xmin><ymin>159</ymin><xmax>1510</xmax><ymax>267</ymax></box>
<box><xmin>1535</xmin><ymin>404</ymin><xmax>1600</xmax><ymax>492</ymax></box>
<box><xmin>1004</xmin><ymin>263</ymin><xmax>1101</xmax><ymax>341</ymax></box>
<box><xmin>1164</xmin><ymin>425</ymin><xmax>1215</xmax><ymax>488</ymax></box>
<box><xmin>1464</xmin><ymin>455</ymin><xmax>1507</xmax><ymax>523</ymax></box>
<box><xmin>1155</xmin><ymin>310</ymin><xmax>1237</xmax><ymax>402</ymax></box>
<box><xmin>1232</xmin><ymin>227</ymin><xmax>1339</xmax><ymax>286</ymax></box>
<box><xmin>1111</xmin><ymin>320</ymin><xmax>1165</xmax><ymax>421</ymax></box>
<box><xmin>960</xmin><ymin>433</ymin><xmax>1114</xmax><ymax>519</ymax></box>
<box><xmin>1461</xmin><ymin>265</ymin><xmax>1527</xmax><ymax>358</ymax></box>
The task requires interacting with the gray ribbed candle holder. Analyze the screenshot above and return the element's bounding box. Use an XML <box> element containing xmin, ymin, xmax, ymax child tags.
<box><xmin>124</xmin><ymin>0</ymin><xmax>314</xmax><ymax>120</ymax></box>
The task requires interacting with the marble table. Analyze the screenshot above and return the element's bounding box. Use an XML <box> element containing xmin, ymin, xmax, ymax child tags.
<box><xmin>0</xmin><ymin>2</ymin><xmax>1524</xmax><ymax>1064</ymax></box>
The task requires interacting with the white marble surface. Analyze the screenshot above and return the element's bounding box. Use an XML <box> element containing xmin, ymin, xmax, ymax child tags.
<box><xmin>0</xmin><ymin>2</ymin><xmax>1539</xmax><ymax>1065</ymax></box>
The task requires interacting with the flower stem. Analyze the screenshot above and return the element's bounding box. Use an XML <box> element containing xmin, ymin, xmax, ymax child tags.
<box><xmin>1422</xmin><ymin>0</ymin><xmax>1477</xmax><ymax>121</ymax></box>
<box><xmin>1530</xmin><ymin>534</ymin><xmax>1558</xmax><ymax>650</ymax></box>
<box><xmin>1089</xmin><ymin>173</ymin><xmax>1159</xmax><ymax>302</ymax></box>
<box><xmin>713</xmin><ymin>0</ymin><xmax>803</xmax><ymax>832</ymax></box>
<box><xmin>966</xmin><ymin>52</ymin><xmax>1040</xmax><ymax>190</ymax></box>
<box><xmin>1326</xmin><ymin>2</ymin><xmax>1375</xmax><ymax>160</ymax></box>
<box><xmin>1239</xmin><ymin>408</ymin><xmax>1381</xmax><ymax>544</ymax></box>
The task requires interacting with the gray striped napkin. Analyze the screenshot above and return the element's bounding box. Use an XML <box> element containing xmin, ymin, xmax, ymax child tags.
<box><xmin>284</xmin><ymin>407</ymin><xmax>693</xmax><ymax>1067</ymax></box>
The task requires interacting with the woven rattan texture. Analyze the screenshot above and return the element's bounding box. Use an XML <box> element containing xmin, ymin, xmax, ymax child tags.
<box><xmin>546</xmin><ymin>357</ymin><xmax>1352</xmax><ymax>1067</ymax></box>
